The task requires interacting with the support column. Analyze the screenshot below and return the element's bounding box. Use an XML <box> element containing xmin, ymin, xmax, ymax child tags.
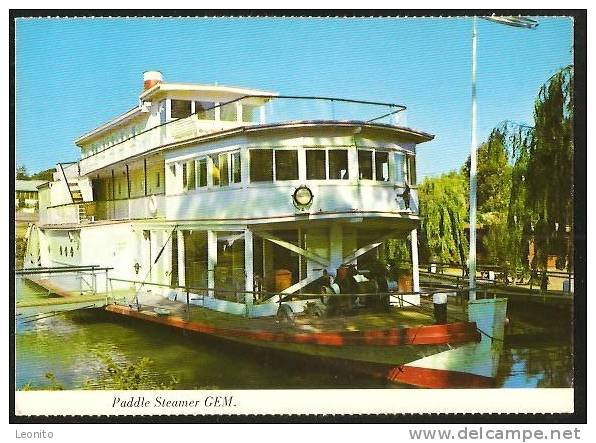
<box><xmin>244</xmin><ymin>228</ymin><xmax>254</xmax><ymax>317</ymax></box>
<box><xmin>143</xmin><ymin>158</ymin><xmax>148</xmax><ymax>196</ymax></box>
<box><xmin>177</xmin><ymin>230</ymin><xmax>186</xmax><ymax>288</ymax></box>
<box><xmin>411</xmin><ymin>228</ymin><xmax>420</xmax><ymax>293</ymax></box>
<box><xmin>329</xmin><ymin>223</ymin><xmax>343</xmax><ymax>274</ymax></box>
<box><xmin>207</xmin><ymin>230</ymin><xmax>217</xmax><ymax>297</ymax></box>
<box><xmin>150</xmin><ymin>230</ymin><xmax>160</xmax><ymax>286</ymax></box>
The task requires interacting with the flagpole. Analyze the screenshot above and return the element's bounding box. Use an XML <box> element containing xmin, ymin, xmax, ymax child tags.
<box><xmin>469</xmin><ymin>16</ymin><xmax>478</xmax><ymax>301</ymax></box>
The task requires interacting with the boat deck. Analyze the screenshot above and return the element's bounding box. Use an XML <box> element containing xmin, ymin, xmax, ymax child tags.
<box><xmin>119</xmin><ymin>292</ymin><xmax>469</xmax><ymax>333</ymax></box>
<box><xmin>104</xmin><ymin>292</ymin><xmax>480</xmax><ymax>371</ymax></box>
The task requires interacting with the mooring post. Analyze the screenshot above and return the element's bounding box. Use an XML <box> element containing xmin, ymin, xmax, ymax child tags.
<box><xmin>186</xmin><ymin>289</ymin><xmax>190</xmax><ymax>322</ymax></box>
<box><xmin>105</xmin><ymin>269</ymin><xmax>109</xmax><ymax>305</ymax></box>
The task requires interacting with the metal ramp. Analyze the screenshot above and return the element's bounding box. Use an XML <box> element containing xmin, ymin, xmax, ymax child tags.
<box><xmin>15</xmin><ymin>265</ymin><xmax>113</xmax><ymax>321</ymax></box>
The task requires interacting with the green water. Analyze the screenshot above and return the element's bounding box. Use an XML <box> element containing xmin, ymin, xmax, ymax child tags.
<box><xmin>15</xmin><ymin>279</ymin><xmax>573</xmax><ymax>390</ymax></box>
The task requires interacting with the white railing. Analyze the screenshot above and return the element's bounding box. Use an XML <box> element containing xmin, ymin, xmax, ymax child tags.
<box><xmin>78</xmin><ymin>96</ymin><xmax>407</xmax><ymax>177</ymax></box>
<box><xmin>41</xmin><ymin>195</ymin><xmax>166</xmax><ymax>225</ymax></box>
<box><xmin>79</xmin><ymin>119</ymin><xmax>243</xmax><ymax>176</ymax></box>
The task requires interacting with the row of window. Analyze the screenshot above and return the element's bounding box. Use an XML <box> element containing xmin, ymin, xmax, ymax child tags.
<box><xmin>170</xmin><ymin>99</ymin><xmax>259</xmax><ymax>122</ymax></box>
<box><xmin>81</xmin><ymin>99</ymin><xmax>262</xmax><ymax>159</ymax></box>
<box><xmin>16</xmin><ymin>191</ymin><xmax>38</xmax><ymax>200</ymax></box>
<box><xmin>173</xmin><ymin>148</ymin><xmax>415</xmax><ymax>192</ymax></box>
<box><xmin>58</xmin><ymin>245</ymin><xmax>75</xmax><ymax>257</ymax></box>
<box><xmin>82</xmin><ymin>123</ymin><xmax>146</xmax><ymax>158</ymax></box>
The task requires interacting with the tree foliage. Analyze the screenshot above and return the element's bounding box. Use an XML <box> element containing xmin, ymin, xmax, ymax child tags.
<box><xmin>498</xmin><ymin>66</ymin><xmax>574</xmax><ymax>271</ymax></box>
<box><xmin>30</xmin><ymin>167</ymin><xmax>57</xmax><ymax>181</ymax></box>
<box><xmin>16</xmin><ymin>165</ymin><xmax>28</xmax><ymax>180</ymax></box>
<box><xmin>462</xmin><ymin>130</ymin><xmax>512</xmax><ymax>219</ymax></box>
<box><xmin>417</xmin><ymin>172</ymin><xmax>469</xmax><ymax>264</ymax></box>
<box><xmin>526</xmin><ymin>66</ymin><xmax>574</xmax><ymax>269</ymax></box>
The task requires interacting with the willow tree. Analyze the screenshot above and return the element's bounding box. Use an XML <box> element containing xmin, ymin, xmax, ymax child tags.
<box><xmin>462</xmin><ymin>129</ymin><xmax>512</xmax><ymax>219</ymax></box>
<box><xmin>417</xmin><ymin>172</ymin><xmax>469</xmax><ymax>265</ymax></box>
<box><xmin>526</xmin><ymin>66</ymin><xmax>574</xmax><ymax>270</ymax></box>
<box><xmin>492</xmin><ymin>66</ymin><xmax>573</xmax><ymax>273</ymax></box>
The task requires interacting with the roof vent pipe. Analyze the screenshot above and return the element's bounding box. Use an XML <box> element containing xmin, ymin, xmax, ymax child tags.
<box><xmin>143</xmin><ymin>71</ymin><xmax>163</xmax><ymax>91</ymax></box>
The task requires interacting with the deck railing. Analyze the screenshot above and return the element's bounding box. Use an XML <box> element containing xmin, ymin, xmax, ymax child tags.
<box><xmin>41</xmin><ymin>194</ymin><xmax>166</xmax><ymax>225</ymax></box>
<box><xmin>78</xmin><ymin>95</ymin><xmax>408</xmax><ymax>176</ymax></box>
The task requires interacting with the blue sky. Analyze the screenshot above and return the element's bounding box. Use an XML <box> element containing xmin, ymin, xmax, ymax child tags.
<box><xmin>15</xmin><ymin>17</ymin><xmax>573</xmax><ymax>178</ymax></box>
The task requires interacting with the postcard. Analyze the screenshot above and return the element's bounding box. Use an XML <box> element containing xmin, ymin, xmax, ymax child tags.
<box><xmin>11</xmin><ymin>11</ymin><xmax>583</xmax><ymax>420</ymax></box>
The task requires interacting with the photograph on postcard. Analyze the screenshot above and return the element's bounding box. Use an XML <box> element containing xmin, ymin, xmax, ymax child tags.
<box><xmin>12</xmin><ymin>14</ymin><xmax>579</xmax><ymax>415</ymax></box>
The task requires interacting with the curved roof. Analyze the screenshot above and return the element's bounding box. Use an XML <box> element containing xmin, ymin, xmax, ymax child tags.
<box><xmin>167</xmin><ymin>120</ymin><xmax>435</xmax><ymax>148</ymax></box>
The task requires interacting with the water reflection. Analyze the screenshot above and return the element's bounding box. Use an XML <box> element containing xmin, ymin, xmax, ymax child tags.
<box><xmin>15</xmin><ymin>279</ymin><xmax>573</xmax><ymax>390</ymax></box>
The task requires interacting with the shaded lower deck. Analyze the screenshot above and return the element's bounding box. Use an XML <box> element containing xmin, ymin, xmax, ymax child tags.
<box><xmin>105</xmin><ymin>292</ymin><xmax>478</xmax><ymax>367</ymax></box>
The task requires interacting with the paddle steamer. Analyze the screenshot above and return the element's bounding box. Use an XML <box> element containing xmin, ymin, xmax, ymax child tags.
<box><xmin>24</xmin><ymin>71</ymin><xmax>506</xmax><ymax>387</ymax></box>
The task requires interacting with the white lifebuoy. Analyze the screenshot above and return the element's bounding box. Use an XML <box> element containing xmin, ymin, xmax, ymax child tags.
<box><xmin>148</xmin><ymin>194</ymin><xmax>158</xmax><ymax>216</ymax></box>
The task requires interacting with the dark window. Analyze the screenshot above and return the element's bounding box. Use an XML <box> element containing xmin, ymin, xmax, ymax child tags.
<box><xmin>275</xmin><ymin>150</ymin><xmax>298</xmax><ymax>181</ymax></box>
<box><xmin>358</xmin><ymin>150</ymin><xmax>373</xmax><ymax>180</ymax></box>
<box><xmin>375</xmin><ymin>151</ymin><xmax>390</xmax><ymax>182</ymax></box>
<box><xmin>171</xmin><ymin>100</ymin><xmax>192</xmax><ymax>119</ymax></box>
<box><xmin>197</xmin><ymin>159</ymin><xmax>207</xmax><ymax>187</ymax></box>
<box><xmin>182</xmin><ymin>163</ymin><xmax>188</xmax><ymax>189</ymax></box>
<box><xmin>59</xmin><ymin>246</ymin><xmax>63</xmax><ymax>256</ymax></box>
<box><xmin>219</xmin><ymin>153</ymin><xmax>229</xmax><ymax>186</ymax></box>
<box><xmin>195</xmin><ymin>101</ymin><xmax>215</xmax><ymax>120</ymax></box>
<box><xmin>211</xmin><ymin>155</ymin><xmax>220</xmax><ymax>186</ymax></box>
<box><xmin>156</xmin><ymin>171</ymin><xmax>161</xmax><ymax>188</ymax></box>
<box><xmin>70</xmin><ymin>246</ymin><xmax>74</xmax><ymax>257</ymax></box>
<box><xmin>187</xmin><ymin>161</ymin><xmax>196</xmax><ymax>190</ymax></box>
<box><xmin>328</xmin><ymin>150</ymin><xmax>349</xmax><ymax>180</ymax></box>
<box><xmin>250</xmin><ymin>149</ymin><xmax>273</xmax><ymax>182</ymax></box>
<box><xmin>232</xmin><ymin>152</ymin><xmax>241</xmax><ymax>184</ymax></box>
<box><xmin>306</xmin><ymin>150</ymin><xmax>326</xmax><ymax>180</ymax></box>
<box><xmin>220</xmin><ymin>103</ymin><xmax>237</xmax><ymax>121</ymax></box>
<box><xmin>242</xmin><ymin>104</ymin><xmax>259</xmax><ymax>122</ymax></box>
<box><xmin>407</xmin><ymin>155</ymin><xmax>417</xmax><ymax>185</ymax></box>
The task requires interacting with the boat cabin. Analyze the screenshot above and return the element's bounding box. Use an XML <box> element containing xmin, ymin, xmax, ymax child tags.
<box><xmin>27</xmin><ymin>71</ymin><xmax>434</xmax><ymax>317</ymax></box>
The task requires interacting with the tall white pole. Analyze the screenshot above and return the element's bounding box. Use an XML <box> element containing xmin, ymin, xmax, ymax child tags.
<box><xmin>469</xmin><ymin>17</ymin><xmax>478</xmax><ymax>301</ymax></box>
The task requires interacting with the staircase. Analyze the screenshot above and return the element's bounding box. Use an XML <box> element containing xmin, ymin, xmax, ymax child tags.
<box><xmin>67</xmin><ymin>181</ymin><xmax>89</xmax><ymax>223</ymax></box>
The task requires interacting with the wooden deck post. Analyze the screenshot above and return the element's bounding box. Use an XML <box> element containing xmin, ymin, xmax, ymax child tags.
<box><xmin>329</xmin><ymin>222</ymin><xmax>343</xmax><ymax>275</ymax></box>
<box><xmin>207</xmin><ymin>230</ymin><xmax>217</xmax><ymax>297</ymax></box>
<box><xmin>244</xmin><ymin>228</ymin><xmax>254</xmax><ymax>317</ymax></box>
<box><xmin>411</xmin><ymin>228</ymin><xmax>420</xmax><ymax>293</ymax></box>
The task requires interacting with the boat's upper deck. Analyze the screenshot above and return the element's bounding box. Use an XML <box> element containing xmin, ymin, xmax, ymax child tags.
<box><xmin>39</xmin><ymin>76</ymin><xmax>434</xmax><ymax>228</ymax></box>
<box><xmin>76</xmin><ymin>94</ymin><xmax>429</xmax><ymax>176</ymax></box>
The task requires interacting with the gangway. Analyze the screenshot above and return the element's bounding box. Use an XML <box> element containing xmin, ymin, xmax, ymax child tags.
<box><xmin>15</xmin><ymin>265</ymin><xmax>114</xmax><ymax>320</ymax></box>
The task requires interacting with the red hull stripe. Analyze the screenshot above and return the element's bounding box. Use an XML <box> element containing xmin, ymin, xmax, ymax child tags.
<box><xmin>386</xmin><ymin>365</ymin><xmax>495</xmax><ymax>389</ymax></box>
<box><xmin>105</xmin><ymin>305</ymin><xmax>480</xmax><ymax>347</ymax></box>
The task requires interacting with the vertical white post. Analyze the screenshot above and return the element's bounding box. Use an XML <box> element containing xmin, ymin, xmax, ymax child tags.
<box><xmin>177</xmin><ymin>230</ymin><xmax>186</xmax><ymax>288</ymax></box>
<box><xmin>259</xmin><ymin>105</ymin><xmax>266</xmax><ymax>124</ymax></box>
<box><xmin>244</xmin><ymin>228</ymin><xmax>254</xmax><ymax>317</ymax></box>
<box><xmin>469</xmin><ymin>16</ymin><xmax>478</xmax><ymax>301</ymax></box>
<box><xmin>236</xmin><ymin>102</ymin><xmax>243</xmax><ymax>123</ymax></box>
<box><xmin>240</xmin><ymin>147</ymin><xmax>250</xmax><ymax>187</ymax></box>
<box><xmin>208</xmin><ymin>230</ymin><xmax>217</xmax><ymax>297</ymax></box>
<box><xmin>411</xmin><ymin>228</ymin><xmax>420</xmax><ymax>293</ymax></box>
<box><xmin>214</xmin><ymin>102</ymin><xmax>221</xmax><ymax>122</ymax></box>
<box><xmin>329</xmin><ymin>223</ymin><xmax>343</xmax><ymax>274</ymax></box>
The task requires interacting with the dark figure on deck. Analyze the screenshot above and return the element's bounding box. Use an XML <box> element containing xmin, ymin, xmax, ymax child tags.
<box><xmin>366</xmin><ymin>260</ymin><xmax>391</xmax><ymax>312</ymax></box>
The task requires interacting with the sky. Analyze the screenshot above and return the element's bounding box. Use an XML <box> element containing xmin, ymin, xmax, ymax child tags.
<box><xmin>15</xmin><ymin>17</ymin><xmax>573</xmax><ymax>178</ymax></box>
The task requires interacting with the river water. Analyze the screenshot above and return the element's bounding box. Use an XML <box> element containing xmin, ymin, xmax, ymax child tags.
<box><xmin>15</xmin><ymin>279</ymin><xmax>573</xmax><ymax>390</ymax></box>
